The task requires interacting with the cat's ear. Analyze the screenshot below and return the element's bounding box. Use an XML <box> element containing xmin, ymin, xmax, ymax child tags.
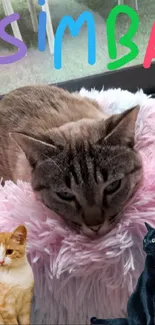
<box><xmin>12</xmin><ymin>225</ymin><xmax>27</xmax><ymax>245</ymax></box>
<box><xmin>97</xmin><ymin>106</ymin><xmax>139</xmax><ymax>147</ymax></box>
<box><xmin>145</xmin><ymin>222</ymin><xmax>154</xmax><ymax>232</ymax></box>
<box><xmin>9</xmin><ymin>132</ymin><xmax>60</xmax><ymax>168</ymax></box>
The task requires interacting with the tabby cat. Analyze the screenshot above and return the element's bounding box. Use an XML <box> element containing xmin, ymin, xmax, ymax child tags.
<box><xmin>0</xmin><ymin>225</ymin><xmax>34</xmax><ymax>325</ymax></box>
<box><xmin>0</xmin><ymin>85</ymin><xmax>142</xmax><ymax>237</ymax></box>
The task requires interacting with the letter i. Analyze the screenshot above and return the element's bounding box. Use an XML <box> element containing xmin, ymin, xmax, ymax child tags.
<box><xmin>38</xmin><ymin>0</ymin><xmax>46</xmax><ymax>51</ymax></box>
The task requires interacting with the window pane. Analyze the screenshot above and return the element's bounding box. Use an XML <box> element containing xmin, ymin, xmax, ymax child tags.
<box><xmin>0</xmin><ymin>0</ymin><xmax>154</xmax><ymax>94</ymax></box>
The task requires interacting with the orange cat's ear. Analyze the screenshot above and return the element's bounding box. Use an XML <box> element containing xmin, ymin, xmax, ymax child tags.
<box><xmin>12</xmin><ymin>225</ymin><xmax>27</xmax><ymax>245</ymax></box>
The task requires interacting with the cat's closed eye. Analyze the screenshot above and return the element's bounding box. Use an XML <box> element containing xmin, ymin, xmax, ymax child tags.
<box><xmin>6</xmin><ymin>249</ymin><xmax>13</xmax><ymax>255</ymax></box>
<box><xmin>105</xmin><ymin>179</ymin><xmax>122</xmax><ymax>195</ymax></box>
<box><xmin>56</xmin><ymin>191</ymin><xmax>75</xmax><ymax>201</ymax></box>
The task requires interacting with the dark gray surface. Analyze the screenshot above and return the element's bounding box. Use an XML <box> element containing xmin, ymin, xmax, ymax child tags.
<box><xmin>1</xmin><ymin>63</ymin><xmax>155</xmax><ymax>99</ymax></box>
<box><xmin>55</xmin><ymin>63</ymin><xmax>155</xmax><ymax>94</ymax></box>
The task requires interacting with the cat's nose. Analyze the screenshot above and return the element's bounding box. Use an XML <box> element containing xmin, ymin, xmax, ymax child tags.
<box><xmin>0</xmin><ymin>260</ymin><xmax>4</xmax><ymax>265</ymax></box>
<box><xmin>83</xmin><ymin>207</ymin><xmax>102</xmax><ymax>227</ymax></box>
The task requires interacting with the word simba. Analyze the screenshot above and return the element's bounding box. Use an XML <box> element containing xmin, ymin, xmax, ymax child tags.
<box><xmin>0</xmin><ymin>2</ymin><xmax>154</xmax><ymax>70</ymax></box>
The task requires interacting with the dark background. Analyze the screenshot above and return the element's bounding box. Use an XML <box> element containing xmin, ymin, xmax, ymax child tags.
<box><xmin>56</xmin><ymin>63</ymin><xmax>155</xmax><ymax>97</ymax></box>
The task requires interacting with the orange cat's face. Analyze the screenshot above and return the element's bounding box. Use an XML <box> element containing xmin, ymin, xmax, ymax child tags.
<box><xmin>0</xmin><ymin>225</ymin><xmax>27</xmax><ymax>267</ymax></box>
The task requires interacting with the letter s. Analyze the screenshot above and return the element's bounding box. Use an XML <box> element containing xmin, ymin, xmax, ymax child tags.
<box><xmin>0</xmin><ymin>13</ymin><xmax>27</xmax><ymax>64</ymax></box>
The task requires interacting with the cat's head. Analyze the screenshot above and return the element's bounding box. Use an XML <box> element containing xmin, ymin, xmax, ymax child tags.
<box><xmin>11</xmin><ymin>107</ymin><xmax>142</xmax><ymax>237</ymax></box>
<box><xmin>0</xmin><ymin>225</ymin><xmax>27</xmax><ymax>267</ymax></box>
<box><xmin>143</xmin><ymin>223</ymin><xmax>155</xmax><ymax>255</ymax></box>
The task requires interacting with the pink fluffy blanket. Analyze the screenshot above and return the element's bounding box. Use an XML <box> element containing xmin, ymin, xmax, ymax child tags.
<box><xmin>0</xmin><ymin>88</ymin><xmax>155</xmax><ymax>325</ymax></box>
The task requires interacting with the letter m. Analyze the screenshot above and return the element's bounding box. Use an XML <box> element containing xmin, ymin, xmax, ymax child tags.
<box><xmin>54</xmin><ymin>11</ymin><xmax>96</xmax><ymax>69</ymax></box>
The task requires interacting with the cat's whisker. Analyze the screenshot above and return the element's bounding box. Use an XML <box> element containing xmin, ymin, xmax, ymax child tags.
<box><xmin>109</xmin><ymin>214</ymin><xmax>121</xmax><ymax>225</ymax></box>
<box><xmin>42</xmin><ymin>156</ymin><xmax>63</xmax><ymax>172</ymax></box>
<box><xmin>66</xmin><ymin>221</ymin><xmax>81</xmax><ymax>231</ymax></box>
<box><xmin>107</xmin><ymin>152</ymin><xmax>127</xmax><ymax>164</ymax></box>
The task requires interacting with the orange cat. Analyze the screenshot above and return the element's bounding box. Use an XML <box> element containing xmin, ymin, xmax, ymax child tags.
<box><xmin>0</xmin><ymin>225</ymin><xmax>34</xmax><ymax>325</ymax></box>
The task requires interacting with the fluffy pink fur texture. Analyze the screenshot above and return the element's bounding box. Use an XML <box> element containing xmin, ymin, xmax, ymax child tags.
<box><xmin>0</xmin><ymin>89</ymin><xmax>155</xmax><ymax>325</ymax></box>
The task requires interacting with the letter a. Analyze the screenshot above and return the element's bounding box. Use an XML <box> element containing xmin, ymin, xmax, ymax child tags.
<box><xmin>143</xmin><ymin>23</ymin><xmax>155</xmax><ymax>69</ymax></box>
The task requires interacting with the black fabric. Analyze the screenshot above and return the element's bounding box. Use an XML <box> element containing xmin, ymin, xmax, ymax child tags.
<box><xmin>91</xmin><ymin>223</ymin><xmax>155</xmax><ymax>325</ymax></box>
